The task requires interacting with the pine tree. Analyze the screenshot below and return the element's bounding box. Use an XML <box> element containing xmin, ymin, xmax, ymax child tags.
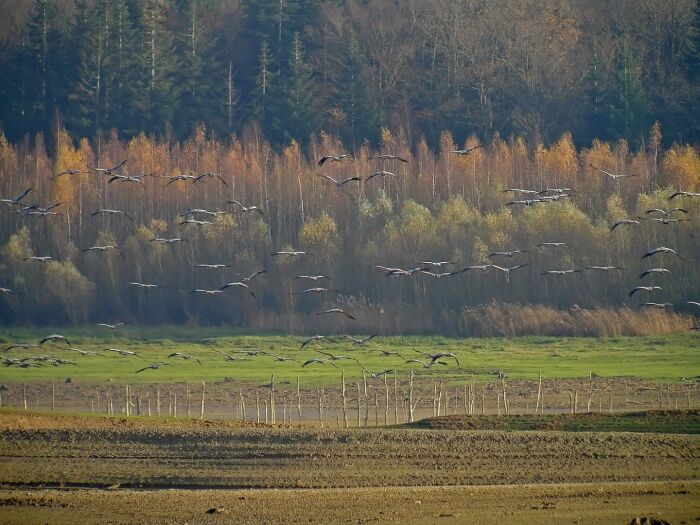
<box><xmin>137</xmin><ymin>0</ymin><xmax>178</xmax><ymax>134</ymax></box>
<box><xmin>283</xmin><ymin>32</ymin><xmax>316</xmax><ymax>144</ymax></box>
<box><xmin>336</xmin><ymin>35</ymin><xmax>379</xmax><ymax>146</ymax></box>
<box><xmin>607</xmin><ymin>39</ymin><xmax>651</xmax><ymax>143</ymax></box>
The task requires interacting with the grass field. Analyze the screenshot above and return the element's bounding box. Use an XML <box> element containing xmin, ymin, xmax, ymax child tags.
<box><xmin>0</xmin><ymin>328</ymin><xmax>698</xmax><ymax>385</ymax></box>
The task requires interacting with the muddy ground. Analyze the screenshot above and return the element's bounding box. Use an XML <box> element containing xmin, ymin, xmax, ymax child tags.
<box><xmin>0</xmin><ymin>411</ymin><xmax>697</xmax><ymax>524</ymax></box>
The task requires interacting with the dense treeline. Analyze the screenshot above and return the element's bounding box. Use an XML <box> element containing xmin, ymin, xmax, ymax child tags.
<box><xmin>0</xmin><ymin>125</ymin><xmax>697</xmax><ymax>331</ymax></box>
<box><xmin>0</xmin><ymin>0</ymin><xmax>699</xmax><ymax>148</ymax></box>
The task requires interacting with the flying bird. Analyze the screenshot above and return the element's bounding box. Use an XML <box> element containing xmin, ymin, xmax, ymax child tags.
<box><xmin>193</xmin><ymin>172</ymin><xmax>228</xmax><ymax>186</ymax></box>
<box><xmin>355</xmin><ymin>362</ymin><xmax>394</xmax><ymax>378</ymax></box>
<box><xmin>5</xmin><ymin>343</ymin><xmax>43</xmax><ymax>351</ymax></box>
<box><xmin>405</xmin><ymin>358</ymin><xmax>447</xmax><ymax>369</ymax></box>
<box><xmin>589</xmin><ymin>164</ymin><xmax>635</xmax><ymax>181</ymax></box>
<box><xmin>418</xmin><ymin>261</ymin><xmax>454</xmax><ymax>268</ymax></box>
<box><xmin>639</xmin><ymin>216</ymin><xmax>689</xmax><ymax>225</ymax></box>
<box><xmin>641</xmin><ymin>247</ymin><xmax>686</xmax><ymax>261</ymax></box>
<box><xmin>1</xmin><ymin>188</ymin><xmax>32</xmax><ymax>206</ymax></box>
<box><xmin>451</xmin><ymin>145</ymin><xmax>481</xmax><ymax>155</ymax></box>
<box><xmin>168</xmin><ymin>352</ymin><xmax>201</xmax><ymax>364</ymax></box>
<box><xmin>300</xmin><ymin>335</ymin><xmax>337</xmax><ymax>349</ymax></box>
<box><xmin>316</xmin><ymin>308</ymin><xmax>356</xmax><ymax>320</ymax></box>
<box><xmin>39</xmin><ymin>334</ymin><xmax>71</xmax><ymax>346</ymax></box>
<box><xmin>136</xmin><ymin>362</ymin><xmax>172</xmax><ymax>373</ymax></box>
<box><xmin>645</xmin><ymin>208</ymin><xmax>688</xmax><ymax>217</ymax></box>
<box><xmin>489</xmin><ymin>263</ymin><xmax>529</xmax><ymax>280</ymax></box>
<box><xmin>107</xmin><ymin>174</ymin><xmax>145</xmax><ymax>186</ymax></box>
<box><xmin>227</xmin><ymin>200</ymin><xmax>264</xmax><ymax>215</ymax></box>
<box><xmin>318</xmin><ymin>174</ymin><xmax>361</xmax><ymax>188</ymax></box>
<box><xmin>668</xmin><ymin>191</ymin><xmax>700</xmax><ymax>200</ymax></box>
<box><xmin>294</xmin><ymin>275</ymin><xmax>331</xmax><ymax>282</ymax></box>
<box><xmin>366</xmin><ymin>170</ymin><xmax>397</xmax><ymax>182</ymax></box>
<box><xmin>24</xmin><ymin>256</ymin><xmax>53</xmax><ymax>263</ymax></box>
<box><xmin>237</xmin><ymin>270</ymin><xmax>267</xmax><ymax>282</ymax></box>
<box><xmin>151</xmin><ymin>237</ymin><xmax>187</xmax><ymax>244</ymax></box>
<box><xmin>488</xmin><ymin>250</ymin><xmax>528</xmax><ymax>258</ymax></box>
<box><xmin>219</xmin><ymin>282</ymin><xmax>256</xmax><ymax>297</ymax></box>
<box><xmin>628</xmin><ymin>286</ymin><xmax>662</xmax><ymax>298</ymax></box>
<box><xmin>414</xmin><ymin>350</ymin><xmax>460</xmax><ymax>367</ymax></box>
<box><xmin>344</xmin><ymin>335</ymin><xmax>377</xmax><ymax>345</ymax></box>
<box><xmin>164</xmin><ymin>174</ymin><xmax>197</xmax><ymax>185</ymax></box>
<box><xmin>302</xmin><ymin>358</ymin><xmax>337</xmax><ymax>368</ymax></box>
<box><xmin>503</xmin><ymin>188</ymin><xmax>539</xmax><ymax>196</ymax></box>
<box><xmin>97</xmin><ymin>321</ymin><xmax>131</xmax><ymax>330</ymax></box>
<box><xmin>640</xmin><ymin>302</ymin><xmax>673</xmax><ymax>308</ymax></box>
<box><xmin>318</xmin><ymin>154</ymin><xmax>349</xmax><ymax>166</ymax></box>
<box><xmin>105</xmin><ymin>347</ymin><xmax>142</xmax><ymax>357</ymax></box>
<box><xmin>541</xmin><ymin>269</ymin><xmax>581</xmax><ymax>276</ymax></box>
<box><xmin>291</xmin><ymin>287</ymin><xmax>340</xmax><ymax>295</ymax></box>
<box><xmin>271</xmin><ymin>250</ymin><xmax>310</xmax><ymax>257</ymax></box>
<box><xmin>506</xmin><ymin>199</ymin><xmax>542</xmax><ymax>207</ymax></box>
<box><xmin>82</xmin><ymin>245</ymin><xmax>118</xmax><ymax>253</ymax></box>
<box><xmin>314</xmin><ymin>349</ymin><xmax>354</xmax><ymax>361</ymax></box>
<box><xmin>92</xmin><ymin>209</ymin><xmax>132</xmax><ymax>220</ymax></box>
<box><xmin>180</xmin><ymin>219</ymin><xmax>212</xmax><ymax>225</ymax></box>
<box><xmin>54</xmin><ymin>168</ymin><xmax>88</xmax><ymax>178</ymax></box>
<box><xmin>369</xmin><ymin>154</ymin><xmax>408</xmax><ymax>163</ymax></box>
<box><xmin>584</xmin><ymin>266</ymin><xmax>623</xmax><ymax>272</ymax></box>
<box><xmin>639</xmin><ymin>268</ymin><xmax>671</xmax><ymax>279</ymax></box>
<box><xmin>194</xmin><ymin>263</ymin><xmax>231</xmax><ymax>270</ymax></box>
<box><xmin>208</xmin><ymin>346</ymin><xmax>247</xmax><ymax>362</ymax></box>
<box><xmin>129</xmin><ymin>282</ymin><xmax>160</xmax><ymax>289</ymax></box>
<box><xmin>92</xmin><ymin>159</ymin><xmax>127</xmax><ymax>176</ymax></box>
<box><xmin>611</xmin><ymin>219</ymin><xmax>639</xmax><ymax>231</ymax></box>
<box><xmin>189</xmin><ymin>289</ymin><xmax>225</xmax><ymax>296</ymax></box>
<box><xmin>537</xmin><ymin>242</ymin><xmax>567</xmax><ymax>248</ymax></box>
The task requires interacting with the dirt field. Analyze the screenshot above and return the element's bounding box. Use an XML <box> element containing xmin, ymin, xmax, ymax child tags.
<box><xmin>0</xmin><ymin>412</ymin><xmax>697</xmax><ymax>524</ymax></box>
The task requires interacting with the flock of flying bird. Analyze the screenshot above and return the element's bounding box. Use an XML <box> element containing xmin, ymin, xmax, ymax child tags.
<box><xmin>1</xmin><ymin>147</ymin><xmax>698</xmax><ymax>376</ymax></box>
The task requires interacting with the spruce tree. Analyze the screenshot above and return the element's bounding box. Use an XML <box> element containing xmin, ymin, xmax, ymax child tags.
<box><xmin>283</xmin><ymin>32</ymin><xmax>316</xmax><ymax>144</ymax></box>
<box><xmin>607</xmin><ymin>39</ymin><xmax>650</xmax><ymax>143</ymax></box>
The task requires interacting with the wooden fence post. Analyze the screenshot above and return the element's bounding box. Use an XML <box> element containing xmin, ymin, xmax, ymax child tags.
<box><xmin>296</xmin><ymin>376</ymin><xmax>302</xmax><ymax>421</ymax></box>
<box><xmin>186</xmin><ymin>381</ymin><xmax>191</xmax><ymax>418</ymax></box>
<box><xmin>535</xmin><ymin>371</ymin><xmax>542</xmax><ymax>415</ymax></box>
<box><xmin>23</xmin><ymin>383</ymin><xmax>27</xmax><ymax>411</ymax></box>
<box><xmin>270</xmin><ymin>374</ymin><xmax>275</xmax><ymax>424</ymax></box>
<box><xmin>341</xmin><ymin>370</ymin><xmax>348</xmax><ymax>428</ymax></box>
<box><xmin>384</xmin><ymin>375</ymin><xmax>389</xmax><ymax>426</ymax></box>
<box><xmin>394</xmin><ymin>371</ymin><xmax>399</xmax><ymax>424</ymax></box>
<box><xmin>408</xmin><ymin>371</ymin><xmax>415</xmax><ymax>423</ymax></box>
<box><xmin>356</xmin><ymin>382</ymin><xmax>361</xmax><ymax>427</ymax></box>
<box><xmin>200</xmin><ymin>381</ymin><xmax>205</xmax><ymax>419</ymax></box>
<box><xmin>156</xmin><ymin>388</ymin><xmax>161</xmax><ymax>417</ymax></box>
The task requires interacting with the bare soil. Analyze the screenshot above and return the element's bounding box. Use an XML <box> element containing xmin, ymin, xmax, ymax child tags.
<box><xmin>0</xmin><ymin>412</ymin><xmax>697</xmax><ymax>524</ymax></box>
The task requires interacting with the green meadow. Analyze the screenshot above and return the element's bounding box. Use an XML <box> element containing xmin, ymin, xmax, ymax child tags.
<box><xmin>0</xmin><ymin>327</ymin><xmax>697</xmax><ymax>385</ymax></box>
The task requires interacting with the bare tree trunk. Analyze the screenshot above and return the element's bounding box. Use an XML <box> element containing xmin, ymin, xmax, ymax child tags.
<box><xmin>147</xmin><ymin>391</ymin><xmax>152</xmax><ymax>417</ymax></box>
<box><xmin>317</xmin><ymin>388</ymin><xmax>323</xmax><ymax>428</ymax></box>
<box><xmin>240</xmin><ymin>390</ymin><xmax>246</xmax><ymax>422</ymax></box>
<box><xmin>264</xmin><ymin>399</ymin><xmax>268</xmax><ymax>424</ymax></box>
<box><xmin>587</xmin><ymin>371</ymin><xmax>593</xmax><ymax>413</ymax></box>
<box><xmin>174</xmin><ymin>393</ymin><xmax>178</xmax><ymax>417</ymax></box>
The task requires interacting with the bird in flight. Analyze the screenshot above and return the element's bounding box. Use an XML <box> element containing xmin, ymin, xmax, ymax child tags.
<box><xmin>1</xmin><ymin>188</ymin><xmax>32</xmax><ymax>206</ymax></box>
<box><xmin>640</xmin><ymin>302</ymin><xmax>673</xmax><ymax>308</ymax></box>
<box><xmin>589</xmin><ymin>164</ymin><xmax>635</xmax><ymax>181</ymax></box>
<box><xmin>151</xmin><ymin>237</ymin><xmax>187</xmax><ymax>244</ymax></box>
<box><xmin>193</xmin><ymin>172</ymin><xmax>228</xmax><ymax>186</ymax></box>
<box><xmin>302</xmin><ymin>358</ymin><xmax>337</xmax><ymax>368</ymax></box>
<box><xmin>189</xmin><ymin>289</ymin><xmax>225</xmax><ymax>296</ymax></box>
<box><xmin>97</xmin><ymin>321</ymin><xmax>131</xmax><ymax>330</ymax></box>
<box><xmin>219</xmin><ymin>282</ymin><xmax>256</xmax><ymax>297</ymax></box>
<box><xmin>237</xmin><ymin>270</ymin><xmax>267</xmax><ymax>282</ymax></box>
<box><xmin>164</xmin><ymin>174</ymin><xmax>197</xmax><ymax>185</ymax></box>
<box><xmin>451</xmin><ymin>145</ymin><xmax>481</xmax><ymax>155</ymax></box>
<box><xmin>5</xmin><ymin>343</ymin><xmax>44</xmax><ymax>351</ymax></box>
<box><xmin>639</xmin><ymin>216</ymin><xmax>689</xmax><ymax>225</ymax></box>
<box><xmin>129</xmin><ymin>282</ymin><xmax>161</xmax><ymax>289</ymax></box>
<box><xmin>136</xmin><ymin>362</ymin><xmax>172</xmax><ymax>373</ymax></box>
<box><xmin>489</xmin><ymin>263</ymin><xmax>529</xmax><ymax>280</ymax></box>
<box><xmin>316</xmin><ymin>308</ymin><xmax>356</xmax><ymax>320</ymax></box>
<box><xmin>300</xmin><ymin>335</ymin><xmax>337</xmax><ymax>349</ymax></box>
<box><xmin>584</xmin><ymin>266</ymin><xmax>623</xmax><ymax>272</ymax></box>
<box><xmin>355</xmin><ymin>361</ymin><xmax>394</xmax><ymax>378</ymax></box>
<box><xmin>414</xmin><ymin>350</ymin><xmax>460</xmax><ymax>367</ymax></box>
<box><xmin>642</xmin><ymin>247</ymin><xmax>686</xmax><ymax>261</ymax></box>
<box><xmin>405</xmin><ymin>358</ymin><xmax>447</xmax><ymax>369</ymax></box>
<box><xmin>610</xmin><ymin>219</ymin><xmax>639</xmax><ymax>231</ymax></box>
<box><xmin>639</xmin><ymin>268</ymin><xmax>671</xmax><ymax>279</ymax></box>
<box><xmin>227</xmin><ymin>200</ymin><xmax>263</xmax><ymax>215</ymax></box>
<box><xmin>291</xmin><ymin>287</ymin><xmax>340</xmax><ymax>295</ymax></box>
<box><xmin>92</xmin><ymin>159</ymin><xmax>127</xmax><ymax>176</ymax></box>
<box><xmin>418</xmin><ymin>261</ymin><xmax>454</xmax><ymax>268</ymax></box>
<box><xmin>317</xmin><ymin>174</ymin><xmax>361</xmax><ymax>188</ymax></box>
<box><xmin>318</xmin><ymin>154</ymin><xmax>349</xmax><ymax>166</ymax></box>
<box><xmin>208</xmin><ymin>346</ymin><xmax>247</xmax><ymax>362</ymax></box>
<box><xmin>488</xmin><ymin>250</ymin><xmax>528</xmax><ymax>258</ymax></box>
<box><xmin>271</xmin><ymin>250</ymin><xmax>311</xmax><ymax>257</ymax></box>
<box><xmin>628</xmin><ymin>286</ymin><xmax>662</xmax><ymax>298</ymax></box>
<box><xmin>506</xmin><ymin>199</ymin><xmax>543</xmax><ymax>207</ymax></box>
<box><xmin>645</xmin><ymin>208</ymin><xmax>688</xmax><ymax>217</ymax></box>
<box><xmin>168</xmin><ymin>352</ymin><xmax>201</xmax><ymax>364</ymax></box>
<box><xmin>369</xmin><ymin>154</ymin><xmax>408</xmax><ymax>163</ymax></box>
<box><xmin>54</xmin><ymin>168</ymin><xmax>88</xmax><ymax>178</ymax></box>
<box><xmin>294</xmin><ymin>275</ymin><xmax>331</xmax><ymax>282</ymax></box>
<box><xmin>106</xmin><ymin>347</ymin><xmax>142</xmax><ymax>357</ymax></box>
<box><xmin>39</xmin><ymin>334</ymin><xmax>71</xmax><ymax>346</ymax></box>
<box><xmin>180</xmin><ymin>219</ymin><xmax>213</xmax><ymax>226</ymax></box>
<box><xmin>92</xmin><ymin>209</ymin><xmax>132</xmax><ymax>220</ymax></box>
<box><xmin>24</xmin><ymin>256</ymin><xmax>53</xmax><ymax>263</ymax></box>
<box><xmin>541</xmin><ymin>269</ymin><xmax>581</xmax><ymax>276</ymax></box>
<box><xmin>668</xmin><ymin>191</ymin><xmax>700</xmax><ymax>200</ymax></box>
<box><xmin>108</xmin><ymin>174</ymin><xmax>145</xmax><ymax>186</ymax></box>
<box><xmin>315</xmin><ymin>349</ymin><xmax>354</xmax><ymax>361</ymax></box>
<box><xmin>83</xmin><ymin>245</ymin><xmax>118</xmax><ymax>253</ymax></box>
<box><xmin>344</xmin><ymin>335</ymin><xmax>377</xmax><ymax>345</ymax></box>
<box><xmin>537</xmin><ymin>242</ymin><xmax>567</xmax><ymax>248</ymax></box>
<box><xmin>195</xmin><ymin>263</ymin><xmax>231</xmax><ymax>270</ymax></box>
<box><xmin>366</xmin><ymin>170</ymin><xmax>397</xmax><ymax>182</ymax></box>
<box><xmin>503</xmin><ymin>188</ymin><xmax>539</xmax><ymax>196</ymax></box>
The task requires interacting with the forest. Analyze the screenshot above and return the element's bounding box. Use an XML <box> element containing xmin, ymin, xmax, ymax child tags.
<box><xmin>0</xmin><ymin>0</ymin><xmax>699</xmax><ymax>148</ymax></box>
<box><xmin>0</xmin><ymin>0</ymin><xmax>698</xmax><ymax>332</ymax></box>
